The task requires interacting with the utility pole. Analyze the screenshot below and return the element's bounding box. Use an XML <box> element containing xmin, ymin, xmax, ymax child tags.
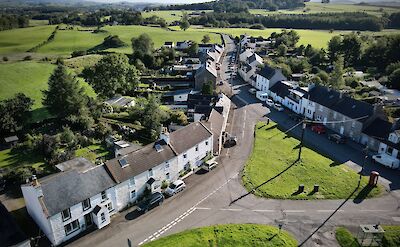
<box><xmin>297</xmin><ymin>120</ymin><xmax>307</xmax><ymax>161</ymax></box>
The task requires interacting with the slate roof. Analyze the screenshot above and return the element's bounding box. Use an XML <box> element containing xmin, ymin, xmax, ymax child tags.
<box><xmin>105</xmin><ymin>122</ymin><xmax>212</xmax><ymax>183</ymax></box>
<box><xmin>205</xmin><ymin>109</ymin><xmax>224</xmax><ymax>153</ymax></box>
<box><xmin>247</xmin><ymin>53</ymin><xmax>262</xmax><ymax>64</ymax></box>
<box><xmin>0</xmin><ymin>202</ymin><xmax>28</xmax><ymax>247</ymax></box>
<box><xmin>38</xmin><ymin>160</ymin><xmax>116</xmax><ymax>216</ymax></box>
<box><xmin>269</xmin><ymin>81</ymin><xmax>290</xmax><ymax>98</ymax></box>
<box><xmin>164</xmin><ymin>89</ymin><xmax>193</xmax><ymax>97</ymax></box>
<box><xmin>308</xmin><ymin>85</ymin><xmax>375</xmax><ymax>122</ymax></box>
<box><xmin>257</xmin><ymin>66</ymin><xmax>276</xmax><ymax>79</ymax></box>
<box><xmin>363</xmin><ymin>118</ymin><xmax>393</xmax><ymax>140</ymax></box>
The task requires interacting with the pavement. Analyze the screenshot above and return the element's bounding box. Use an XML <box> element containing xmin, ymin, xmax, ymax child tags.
<box><xmin>67</xmin><ymin>35</ymin><xmax>400</xmax><ymax>247</ymax></box>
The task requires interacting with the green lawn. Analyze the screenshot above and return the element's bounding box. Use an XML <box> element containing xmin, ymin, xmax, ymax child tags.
<box><xmin>0</xmin><ymin>148</ymin><xmax>45</xmax><ymax>170</ymax></box>
<box><xmin>0</xmin><ymin>25</ymin><xmax>56</xmax><ymax>54</ymax></box>
<box><xmin>178</xmin><ymin>26</ymin><xmax>400</xmax><ymax>49</ymax></box>
<box><xmin>142</xmin><ymin>10</ymin><xmax>184</xmax><ymax>23</ymax></box>
<box><xmin>29</xmin><ymin>19</ymin><xmax>49</xmax><ymax>27</ymax></box>
<box><xmin>250</xmin><ymin>2</ymin><xmax>400</xmax><ymax>17</ymax></box>
<box><xmin>144</xmin><ymin>224</ymin><xmax>297</xmax><ymax>247</ymax></box>
<box><xmin>336</xmin><ymin>226</ymin><xmax>400</xmax><ymax>247</ymax></box>
<box><xmin>242</xmin><ymin>122</ymin><xmax>382</xmax><ymax>200</ymax></box>
<box><xmin>75</xmin><ymin>144</ymin><xmax>110</xmax><ymax>163</ymax></box>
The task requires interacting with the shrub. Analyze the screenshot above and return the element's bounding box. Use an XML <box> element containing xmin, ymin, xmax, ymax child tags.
<box><xmin>23</xmin><ymin>55</ymin><xmax>32</xmax><ymax>61</ymax></box>
<box><xmin>2</xmin><ymin>56</ymin><xmax>8</xmax><ymax>61</ymax></box>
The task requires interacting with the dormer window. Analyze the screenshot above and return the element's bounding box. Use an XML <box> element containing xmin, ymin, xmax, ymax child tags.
<box><xmin>62</xmin><ymin>208</ymin><xmax>71</xmax><ymax>221</ymax></box>
<box><xmin>149</xmin><ymin>169</ymin><xmax>153</xmax><ymax>177</ymax></box>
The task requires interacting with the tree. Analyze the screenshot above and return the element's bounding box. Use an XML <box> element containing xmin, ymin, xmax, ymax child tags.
<box><xmin>0</xmin><ymin>93</ymin><xmax>33</xmax><ymax>134</ymax></box>
<box><xmin>341</xmin><ymin>34</ymin><xmax>362</xmax><ymax>67</ymax></box>
<box><xmin>131</xmin><ymin>33</ymin><xmax>154</xmax><ymax>61</ymax></box>
<box><xmin>202</xmin><ymin>81</ymin><xmax>214</xmax><ymax>95</ymax></box>
<box><xmin>169</xmin><ymin>110</ymin><xmax>188</xmax><ymax>125</ymax></box>
<box><xmin>141</xmin><ymin>95</ymin><xmax>169</xmax><ymax>141</ymax></box>
<box><xmin>329</xmin><ymin>56</ymin><xmax>345</xmax><ymax>89</ymax></box>
<box><xmin>179</xmin><ymin>12</ymin><xmax>190</xmax><ymax>31</ymax></box>
<box><xmin>388</xmin><ymin>68</ymin><xmax>400</xmax><ymax>90</ymax></box>
<box><xmin>186</xmin><ymin>42</ymin><xmax>199</xmax><ymax>57</ymax></box>
<box><xmin>43</xmin><ymin>65</ymin><xmax>89</xmax><ymax>122</ymax></box>
<box><xmin>317</xmin><ymin>71</ymin><xmax>330</xmax><ymax>84</ymax></box>
<box><xmin>83</xmin><ymin>54</ymin><xmax>140</xmax><ymax>98</ymax></box>
<box><xmin>328</xmin><ymin>36</ymin><xmax>342</xmax><ymax>62</ymax></box>
<box><xmin>277</xmin><ymin>43</ymin><xmax>288</xmax><ymax>56</ymax></box>
<box><xmin>202</xmin><ymin>34</ymin><xmax>211</xmax><ymax>44</ymax></box>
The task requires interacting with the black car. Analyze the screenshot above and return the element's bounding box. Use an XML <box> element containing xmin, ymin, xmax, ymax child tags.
<box><xmin>328</xmin><ymin>134</ymin><xmax>346</xmax><ymax>144</ymax></box>
<box><xmin>137</xmin><ymin>192</ymin><xmax>164</xmax><ymax>213</ymax></box>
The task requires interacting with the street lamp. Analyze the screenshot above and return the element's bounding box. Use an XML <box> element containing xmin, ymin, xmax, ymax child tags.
<box><xmin>297</xmin><ymin>121</ymin><xmax>307</xmax><ymax>161</ymax></box>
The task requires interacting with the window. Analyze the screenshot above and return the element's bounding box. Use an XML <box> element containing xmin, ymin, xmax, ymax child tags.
<box><xmin>64</xmin><ymin>219</ymin><xmax>79</xmax><ymax>235</ymax></box>
<box><xmin>129</xmin><ymin>178</ymin><xmax>135</xmax><ymax>187</ymax></box>
<box><xmin>149</xmin><ymin>169</ymin><xmax>153</xmax><ymax>177</ymax></box>
<box><xmin>183</xmin><ymin>153</ymin><xmax>187</xmax><ymax>159</ymax></box>
<box><xmin>101</xmin><ymin>191</ymin><xmax>108</xmax><ymax>201</ymax></box>
<box><xmin>205</xmin><ymin>141</ymin><xmax>209</xmax><ymax>146</ymax></box>
<box><xmin>106</xmin><ymin>202</ymin><xmax>113</xmax><ymax>212</ymax></box>
<box><xmin>166</xmin><ymin>173</ymin><xmax>170</xmax><ymax>180</ymax></box>
<box><xmin>100</xmin><ymin>213</ymin><xmax>106</xmax><ymax>223</ymax></box>
<box><xmin>130</xmin><ymin>190</ymin><xmax>136</xmax><ymax>199</ymax></box>
<box><xmin>387</xmin><ymin>147</ymin><xmax>394</xmax><ymax>155</ymax></box>
<box><xmin>62</xmin><ymin>208</ymin><xmax>71</xmax><ymax>221</ymax></box>
<box><xmin>84</xmin><ymin>213</ymin><xmax>92</xmax><ymax>227</ymax></box>
<box><xmin>195</xmin><ymin>145</ymin><xmax>199</xmax><ymax>152</ymax></box>
<box><xmin>165</xmin><ymin>163</ymin><xmax>170</xmax><ymax>169</ymax></box>
<box><xmin>82</xmin><ymin>199</ymin><xmax>91</xmax><ymax>211</ymax></box>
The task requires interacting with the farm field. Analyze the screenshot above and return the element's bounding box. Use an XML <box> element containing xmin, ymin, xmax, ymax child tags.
<box><xmin>242</xmin><ymin>122</ymin><xmax>382</xmax><ymax>200</ymax></box>
<box><xmin>177</xmin><ymin>26</ymin><xmax>400</xmax><ymax>48</ymax></box>
<box><xmin>142</xmin><ymin>10</ymin><xmax>183</xmax><ymax>23</ymax></box>
<box><xmin>250</xmin><ymin>2</ymin><xmax>400</xmax><ymax>17</ymax></box>
<box><xmin>29</xmin><ymin>19</ymin><xmax>49</xmax><ymax>27</ymax></box>
<box><xmin>144</xmin><ymin>224</ymin><xmax>297</xmax><ymax>247</ymax></box>
<box><xmin>0</xmin><ymin>25</ymin><xmax>56</xmax><ymax>54</ymax></box>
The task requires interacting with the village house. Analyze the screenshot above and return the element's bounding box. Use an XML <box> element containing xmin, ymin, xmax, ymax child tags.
<box><xmin>176</xmin><ymin>40</ymin><xmax>192</xmax><ymax>50</ymax></box>
<box><xmin>163</xmin><ymin>41</ymin><xmax>175</xmax><ymax>48</ymax></box>
<box><xmin>21</xmin><ymin>122</ymin><xmax>214</xmax><ymax>246</ymax></box>
<box><xmin>269</xmin><ymin>81</ymin><xmax>307</xmax><ymax>114</ymax></box>
<box><xmin>194</xmin><ymin>59</ymin><xmax>217</xmax><ymax>91</ymax></box>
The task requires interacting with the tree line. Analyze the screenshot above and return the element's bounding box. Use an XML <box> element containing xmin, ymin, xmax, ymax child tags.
<box><xmin>0</xmin><ymin>14</ymin><xmax>29</xmax><ymax>31</ymax></box>
<box><xmin>190</xmin><ymin>12</ymin><xmax>385</xmax><ymax>31</ymax></box>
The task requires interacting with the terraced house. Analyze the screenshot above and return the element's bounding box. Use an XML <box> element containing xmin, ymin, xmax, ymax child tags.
<box><xmin>21</xmin><ymin>122</ymin><xmax>213</xmax><ymax>246</ymax></box>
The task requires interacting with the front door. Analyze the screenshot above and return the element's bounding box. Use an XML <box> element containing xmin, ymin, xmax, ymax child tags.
<box><xmin>340</xmin><ymin>126</ymin><xmax>344</xmax><ymax>135</ymax></box>
<box><xmin>84</xmin><ymin>213</ymin><xmax>93</xmax><ymax>228</ymax></box>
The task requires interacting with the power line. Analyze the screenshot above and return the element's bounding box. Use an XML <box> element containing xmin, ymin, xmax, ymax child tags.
<box><xmin>305</xmin><ymin>115</ymin><xmax>369</xmax><ymax>125</ymax></box>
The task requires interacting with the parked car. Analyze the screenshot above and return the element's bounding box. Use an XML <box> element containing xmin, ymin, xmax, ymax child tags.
<box><xmin>248</xmin><ymin>88</ymin><xmax>257</xmax><ymax>95</ymax></box>
<box><xmin>289</xmin><ymin>114</ymin><xmax>303</xmax><ymax>122</ymax></box>
<box><xmin>311</xmin><ymin>124</ymin><xmax>326</xmax><ymax>134</ymax></box>
<box><xmin>202</xmin><ymin>159</ymin><xmax>218</xmax><ymax>172</ymax></box>
<box><xmin>218</xmin><ymin>81</ymin><xmax>223</xmax><ymax>85</ymax></box>
<box><xmin>372</xmin><ymin>154</ymin><xmax>400</xmax><ymax>169</ymax></box>
<box><xmin>266</xmin><ymin>99</ymin><xmax>274</xmax><ymax>106</ymax></box>
<box><xmin>165</xmin><ymin>180</ymin><xmax>186</xmax><ymax>196</ymax></box>
<box><xmin>274</xmin><ymin>103</ymin><xmax>284</xmax><ymax>112</ymax></box>
<box><xmin>137</xmin><ymin>192</ymin><xmax>164</xmax><ymax>213</ymax></box>
<box><xmin>328</xmin><ymin>134</ymin><xmax>346</xmax><ymax>144</ymax></box>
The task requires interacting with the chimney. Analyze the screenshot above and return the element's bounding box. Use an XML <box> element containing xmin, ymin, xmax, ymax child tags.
<box><xmin>307</xmin><ymin>83</ymin><xmax>315</xmax><ymax>92</ymax></box>
<box><xmin>31</xmin><ymin>175</ymin><xmax>39</xmax><ymax>187</ymax></box>
<box><xmin>160</xmin><ymin>127</ymin><xmax>170</xmax><ymax>144</ymax></box>
<box><xmin>339</xmin><ymin>92</ymin><xmax>343</xmax><ymax>99</ymax></box>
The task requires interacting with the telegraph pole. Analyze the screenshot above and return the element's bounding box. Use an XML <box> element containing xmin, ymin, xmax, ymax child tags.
<box><xmin>297</xmin><ymin>120</ymin><xmax>307</xmax><ymax>161</ymax></box>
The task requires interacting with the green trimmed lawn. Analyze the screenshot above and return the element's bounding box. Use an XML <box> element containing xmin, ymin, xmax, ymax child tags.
<box><xmin>242</xmin><ymin>122</ymin><xmax>382</xmax><ymax>199</ymax></box>
<box><xmin>0</xmin><ymin>25</ymin><xmax>56</xmax><ymax>54</ymax></box>
<box><xmin>0</xmin><ymin>148</ymin><xmax>45</xmax><ymax>170</ymax></box>
<box><xmin>75</xmin><ymin>144</ymin><xmax>110</xmax><ymax>163</ymax></box>
<box><xmin>335</xmin><ymin>227</ymin><xmax>359</xmax><ymax>247</ymax></box>
<box><xmin>143</xmin><ymin>224</ymin><xmax>297</xmax><ymax>247</ymax></box>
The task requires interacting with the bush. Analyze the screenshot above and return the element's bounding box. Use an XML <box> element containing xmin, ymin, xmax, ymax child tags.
<box><xmin>161</xmin><ymin>180</ymin><xmax>169</xmax><ymax>189</ymax></box>
<box><xmin>249</xmin><ymin>24</ymin><xmax>264</xmax><ymax>30</ymax></box>
<box><xmin>71</xmin><ymin>50</ymin><xmax>87</xmax><ymax>57</ymax></box>
<box><xmin>2</xmin><ymin>56</ymin><xmax>8</xmax><ymax>61</ymax></box>
<box><xmin>23</xmin><ymin>55</ymin><xmax>32</xmax><ymax>61</ymax></box>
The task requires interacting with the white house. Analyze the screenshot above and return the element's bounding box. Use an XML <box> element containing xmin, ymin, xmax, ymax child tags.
<box><xmin>255</xmin><ymin>66</ymin><xmax>287</xmax><ymax>92</ymax></box>
<box><xmin>163</xmin><ymin>41</ymin><xmax>175</xmax><ymax>48</ymax></box>
<box><xmin>247</xmin><ymin>53</ymin><xmax>263</xmax><ymax>68</ymax></box>
<box><xmin>176</xmin><ymin>40</ymin><xmax>192</xmax><ymax>50</ymax></box>
<box><xmin>239</xmin><ymin>49</ymin><xmax>253</xmax><ymax>62</ymax></box>
<box><xmin>377</xmin><ymin>130</ymin><xmax>400</xmax><ymax>163</ymax></box>
<box><xmin>21</xmin><ymin>159</ymin><xmax>117</xmax><ymax>246</ymax></box>
<box><xmin>22</xmin><ymin>122</ymin><xmax>213</xmax><ymax>246</ymax></box>
<box><xmin>198</xmin><ymin>44</ymin><xmax>214</xmax><ymax>54</ymax></box>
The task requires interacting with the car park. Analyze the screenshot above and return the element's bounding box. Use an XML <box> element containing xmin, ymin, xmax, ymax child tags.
<box><xmin>266</xmin><ymin>99</ymin><xmax>274</xmax><ymax>106</ymax></box>
<box><xmin>328</xmin><ymin>134</ymin><xmax>346</xmax><ymax>144</ymax></box>
<box><xmin>248</xmin><ymin>88</ymin><xmax>257</xmax><ymax>94</ymax></box>
<box><xmin>274</xmin><ymin>103</ymin><xmax>284</xmax><ymax>111</ymax></box>
<box><xmin>372</xmin><ymin>154</ymin><xmax>400</xmax><ymax>169</ymax></box>
<box><xmin>311</xmin><ymin>124</ymin><xmax>326</xmax><ymax>134</ymax></box>
<box><xmin>165</xmin><ymin>180</ymin><xmax>186</xmax><ymax>196</ymax></box>
<box><xmin>137</xmin><ymin>192</ymin><xmax>164</xmax><ymax>213</ymax></box>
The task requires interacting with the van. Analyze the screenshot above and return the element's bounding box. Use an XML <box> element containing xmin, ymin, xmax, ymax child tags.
<box><xmin>372</xmin><ymin>154</ymin><xmax>400</xmax><ymax>169</ymax></box>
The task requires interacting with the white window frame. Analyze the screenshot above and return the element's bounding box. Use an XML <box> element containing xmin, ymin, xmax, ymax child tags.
<box><xmin>64</xmin><ymin>219</ymin><xmax>80</xmax><ymax>235</ymax></box>
<box><xmin>101</xmin><ymin>191</ymin><xmax>107</xmax><ymax>201</ymax></box>
<box><xmin>149</xmin><ymin>169</ymin><xmax>153</xmax><ymax>177</ymax></box>
<box><xmin>100</xmin><ymin>213</ymin><xmax>106</xmax><ymax>223</ymax></box>
<box><xmin>62</xmin><ymin>208</ymin><xmax>71</xmax><ymax>222</ymax></box>
<box><xmin>82</xmin><ymin>198</ymin><xmax>91</xmax><ymax>211</ymax></box>
<box><xmin>106</xmin><ymin>202</ymin><xmax>113</xmax><ymax>212</ymax></box>
<box><xmin>130</xmin><ymin>190</ymin><xmax>136</xmax><ymax>199</ymax></box>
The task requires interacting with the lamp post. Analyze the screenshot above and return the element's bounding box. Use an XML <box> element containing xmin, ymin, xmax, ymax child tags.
<box><xmin>297</xmin><ymin>121</ymin><xmax>307</xmax><ymax>161</ymax></box>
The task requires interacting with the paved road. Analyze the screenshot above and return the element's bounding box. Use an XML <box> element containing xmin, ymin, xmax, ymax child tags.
<box><xmin>68</xmin><ymin>35</ymin><xmax>400</xmax><ymax>247</ymax></box>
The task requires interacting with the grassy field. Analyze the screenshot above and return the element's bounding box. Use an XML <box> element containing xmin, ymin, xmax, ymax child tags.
<box><xmin>75</xmin><ymin>144</ymin><xmax>110</xmax><ymax>163</ymax></box>
<box><xmin>29</xmin><ymin>19</ymin><xmax>49</xmax><ymax>27</ymax></box>
<box><xmin>142</xmin><ymin>10</ymin><xmax>184</xmax><ymax>23</ymax></box>
<box><xmin>335</xmin><ymin>226</ymin><xmax>400</xmax><ymax>247</ymax></box>
<box><xmin>0</xmin><ymin>25</ymin><xmax>56</xmax><ymax>54</ymax></box>
<box><xmin>242</xmin><ymin>122</ymin><xmax>382</xmax><ymax>200</ymax></box>
<box><xmin>64</xmin><ymin>54</ymin><xmax>104</xmax><ymax>74</ymax></box>
<box><xmin>250</xmin><ymin>2</ymin><xmax>400</xmax><ymax>17</ymax></box>
<box><xmin>144</xmin><ymin>224</ymin><xmax>297</xmax><ymax>247</ymax></box>
<box><xmin>0</xmin><ymin>148</ymin><xmax>45</xmax><ymax>170</ymax></box>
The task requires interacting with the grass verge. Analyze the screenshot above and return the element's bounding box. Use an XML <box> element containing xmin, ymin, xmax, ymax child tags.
<box><xmin>143</xmin><ymin>224</ymin><xmax>297</xmax><ymax>247</ymax></box>
<box><xmin>242</xmin><ymin>122</ymin><xmax>382</xmax><ymax>200</ymax></box>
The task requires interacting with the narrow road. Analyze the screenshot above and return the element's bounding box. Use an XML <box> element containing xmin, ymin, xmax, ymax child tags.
<box><xmin>67</xmin><ymin>35</ymin><xmax>400</xmax><ymax>247</ymax></box>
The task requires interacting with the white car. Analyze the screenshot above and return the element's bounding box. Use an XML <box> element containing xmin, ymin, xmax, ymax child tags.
<box><xmin>202</xmin><ymin>158</ymin><xmax>218</xmax><ymax>172</ymax></box>
<box><xmin>248</xmin><ymin>88</ymin><xmax>257</xmax><ymax>95</ymax></box>
<box><xmin>274</xmin><ymin>103</ymin><xmax>284</xmax><ymax>112</ymax></box>
<box><xmin>165</xmin><ymin>180</ymin><xmax>186</xmax><ymax>196</ymax></box>
<box><xmin>266</xmin><ymin>99</ymin><xmax>274</xmax><ymax>106</ymax></box>
<box><xmin>372</xmin><ymin>154</ymin><xmax>399</xmax><ymax>169</ymax></box>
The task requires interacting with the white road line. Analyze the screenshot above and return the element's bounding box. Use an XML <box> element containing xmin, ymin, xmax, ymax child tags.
<box><xmin>252</xmin><ymin>209</ymin><xmax>276</xmax><ymax>212</ymax></box>
<box><xmin>220</xmin><ymin>208</ymin><xmax>242</xmax><ymax>211</ymax></box>
<box><xmin>317</xmin><ymin>210</ymin><xmax>344</xmax><ymax>213</ymax></box>
<box><xmin>241</xmin><ymin>109</ymin><xmax>247</xmax><ymax>140</ymax></box>
<box><xmin>138</xmin><ymin>173</ymin><xmax>237</xmax><ymax>245</ymax></box>
<box><xmin>195</xmin><ymin>207</ymin><xmax>211</xmax><ymax>210</ymax></box>
<box><xmin>360</xmin><ymin>209</ymin><xmax>390</xmax><ymax>212</ymax></box>
<box><xmin>283</xmin><ymin>210</ymin><xmax>306</xmax><ymax>213</ymax></box>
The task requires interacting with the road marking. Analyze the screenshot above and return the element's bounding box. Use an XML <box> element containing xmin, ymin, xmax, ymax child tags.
<box><xmin>283</xmin><ymin>210</ymin><xmax>306</xmax><ymax>213</ymax></box>
<box><xmin>317</xmin><ymin>210</ymin><xmax>344</xmax><ymax>213</ymax></box>
<box><xmin>235</xmin><ymin>95</ymin><xmax>249</xmax><ymax>105</ymax></box>
<box><xmin>252</xmin><ymin>209</ymin><xmax>276</xmax><ymax>212</ymax></box>
<box><xmin>195</xmin><ymin>207</ymin><xmax>211</xmax><ymax>210</ymax></box>
<box><xmin>392</xmin><ymin>217</ymin><xmax>400</xmax><ymax>222</ymax></box>
<box><xmin>138</xmin><ymin>173</ymin><xmax>238</xmax><ymax>246</ymax></box>
<box><xmin>241</xmin><ymin>109</ymin><xmax>247</xmax><ymax>140</ymax></box>
<box><xmin>220</xmin><ymin>208</ymin><xmax>242</xmax><ymax>211</ymax></box>
<box><xmin>360</xmin><ymin>209</ymin><xmax>390</xmax><ymax>212</ymax></box>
